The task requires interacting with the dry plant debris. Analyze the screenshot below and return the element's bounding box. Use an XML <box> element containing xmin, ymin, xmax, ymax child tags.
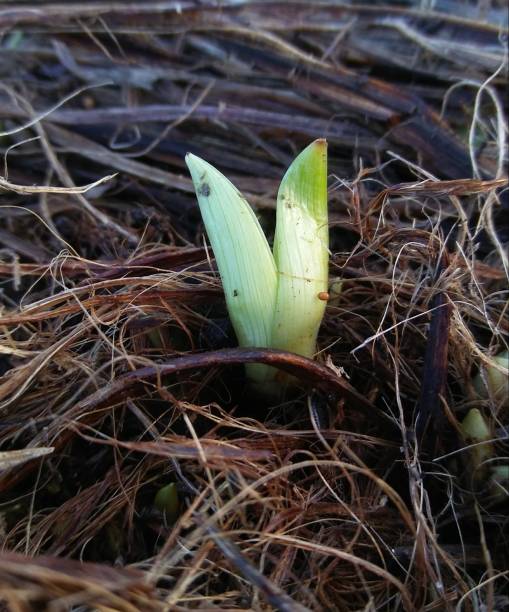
<box><xmin>0</xmin><ymin>2</ymin><xmax>508</xmax><ymax>610</ymax></box>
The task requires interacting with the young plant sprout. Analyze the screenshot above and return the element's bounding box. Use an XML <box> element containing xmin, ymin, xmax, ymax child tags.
<box><xmin>186</xmin><ymin>140</ymin><xmax>329</xmax><ymax>388</ymax></box>
<box><xmin>271</xmin><ymin>139</ymin><xmax>329</xmax><ymax>359</ymax></box>
<box><xmin>154</xmin><ymin>482</ymin><xmax>179</xmax><ymax>523</ymax></box>
<box><xmin>460</xmin><ymin>408</ymin><xmax>493</xmax><ymax>479</ymax></box>
<box><xmin>473</xmin><ymin>350</ymin><xmax>508</xmax><ymax>408</ymax></box>
<box><xmin>460</xmin><ymin>408</ymin><xmax>508</xmax><ymax>500</ymax></box>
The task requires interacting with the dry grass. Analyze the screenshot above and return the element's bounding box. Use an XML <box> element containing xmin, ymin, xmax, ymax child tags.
<box><xmin>0</xmin><ymin>2</ymin><xmax>508</xmax><ymax>610</ymax></box>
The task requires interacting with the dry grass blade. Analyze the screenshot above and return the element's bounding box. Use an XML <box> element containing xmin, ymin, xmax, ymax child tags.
<box><xmin>0</xmin><ymin>552</ymin><xmax>162</xmax><ymax>612</ymax></box>
<box><xmin>0</xmin><ymin>173</ymin><xmax>116</xmax><ymax>195</ymax></box>
<box><xmin>202</xmin><ymin>521</ymin><xmax>311</xmax><ymax>612</ymax></box>
<box><xmin>0</xmin><ymin>448</ymin><xmax>54</xmax><ymax>472</ymax></box>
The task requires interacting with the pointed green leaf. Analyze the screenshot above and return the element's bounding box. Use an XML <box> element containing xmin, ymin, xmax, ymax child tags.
<box><xmin>271</xmin><ymin>139</ymin><xmax>329</xmax><ymax>359</ymax></box>
<box><xmin>185</xmin><ymin>154</ymin><xmax>277</xmax><ymax>355</ymax></box>
<box><xmin>460</xmin><ymin>408</ymin><xmax>493</xmax><ymax>481</ymax></box>
<box><xmin>473</xmin><ymin>350</ymin><xmax>509</xmax><ymax>406</ymax></box>
<box><xmin>154</xmin><ymin>482</ymin><xmax>179</xmax><ymax>522</ymax></box>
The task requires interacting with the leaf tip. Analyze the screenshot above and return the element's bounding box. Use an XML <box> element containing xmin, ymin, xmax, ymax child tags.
<box><xmin>185</xmin><ymin>152</ymin><xmax>202</xmax><ymax>171</ymax></box>
<box><xmin>185</xmin><ymin>153</ymin><xmax>214</xmax><ymax>198</ymax></box>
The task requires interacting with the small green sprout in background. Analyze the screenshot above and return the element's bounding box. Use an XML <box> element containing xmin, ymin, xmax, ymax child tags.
<box><xmin>460</xmin><ymin>408</ymin><xmax>492</xmax><ymax>479</ymax></box>
<box><xmin>473</xmin><ymin>349</ymin><xmax>508</xmax><ymax>408</ymax></box>
<box><xmin>460</xmin><ymin>408</ymin><xmax>508</xmax><ymax>501</ymax></box>
<box><xmin>154</xmin><ymin>482</ymin><xmax>179</xmax><ymax>523</ymax></box>
<box><xmin>186</xmin><ymin>139</ymin><xmax>329</xmax><ymax>391</ymax></box>
<box><xmin>460</xmin><ymin>350</ymin><xmax>509</xmax><ymax>500</ymax></box>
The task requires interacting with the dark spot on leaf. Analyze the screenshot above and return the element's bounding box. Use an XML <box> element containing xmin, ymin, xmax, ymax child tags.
<box><xmin>233</xmin><ymin>289</ymin><xmax>239</xmax><ymax>297</ymax></box>
<box><xmin>199</xmin><ymin>183</ymin><xmax>211</xmax><ymax>197</ymax></box>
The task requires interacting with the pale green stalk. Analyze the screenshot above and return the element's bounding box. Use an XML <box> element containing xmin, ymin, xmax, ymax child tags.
<box><xmin>271</xmin><ymin>139</ymin><xmax>329</xmax><ymax>358</ymax></box>
<box><xmin>185</xmin><ymin>154</ymin><xmax>277</xmax><ymax>382</ymax></box>
<box><xmin>186</xmin><ymin>140</ymin><xmax>330</xmax><ymax>392</ymax></box>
